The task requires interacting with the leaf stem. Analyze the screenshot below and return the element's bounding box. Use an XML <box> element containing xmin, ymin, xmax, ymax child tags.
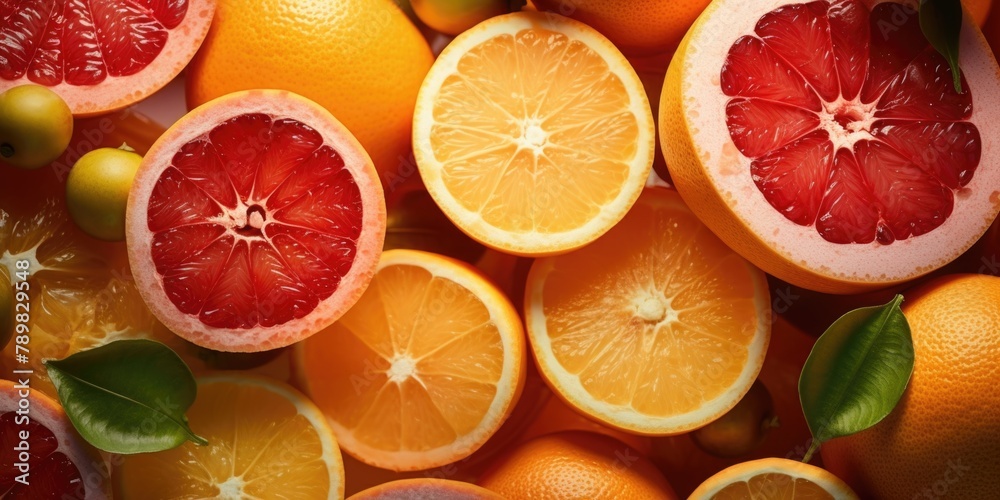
<box><xmin>802</xmin><ymin>440</ymin><xmax>822</xmax><ymax>463</ymax></box>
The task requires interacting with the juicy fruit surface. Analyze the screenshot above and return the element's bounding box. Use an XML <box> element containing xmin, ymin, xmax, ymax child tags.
<box><xmin>0</xmin><ymin>412</ymin><xmax>82</xmax><ymax>498</ymax></box>
<box><xmin>297</xmin><ymin>249</ymin><xmax>525</xmax><ymax>471</ymax></box>
<box><xmin>526</xmin><ymin>188</ymin><xmax>770</xmax><ymax>434</ymax></box>
<box><xmin>147</xmin><ymin>113</ymin><xmax>361</xmax><ymax>330</ymax></box>
<box><xmin>723</xmin><ymin>1</ymin><xmax>980</xmax><ymax>245</ymax></box>
<box><xmin>0</xmin><ymin>199</ymin><xmax>162</xmax><ymax>396</ymax></box>
<box><xmin>822</xmin><ymin>274</ymin><xmax>1000</xmax><ymax>499</ymax></box>
<box><xmin>0</xmin><ymin>0</ymin><xmax>187</xmax><ymax>86</ymax></box>
<box><xmin>0</xmin><ymin>379</ymin><xmax>109</xmax><ymax>499</ymax></box>
<box><xmin>689</xmin><ymin>458</ymin><xmax>858</xmax><ymax>499</ymax></box>
<box><xmin>186</xmin><ymin>0</ymin><xmax>432</xmax><ymax>178</ymax></box>
<box><xmin>478</xmin><ymin>431</ymin><xmax>677</xmax><ymax>499</ymax></box>
<box><xmin>116</xmin><ymin>377</ymin><xmax>344</xmax><ymax>499</ymax></box>
<box><xmin>415</xmin><ymin>11</ymin><xmax>653</xmax><ymax>255</ymax></box>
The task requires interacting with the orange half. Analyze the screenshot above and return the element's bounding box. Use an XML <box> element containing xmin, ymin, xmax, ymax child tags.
<box><xmin>689</xmin><ymin>458</ymin><xmax>858</xmax><ymax>499</ymax></box>
<box><xmin>296</xmin><ymin>249</ymin><xmax>526</xmax><ymax>471</ymax></box>
<box><xmin>525</xmin><ymin>188</ymin><xmax>771</xmax><ymax>435</ymax></box>
<box><xmin>413</xmin><ymin>11</ymin><xmax>654</xmax><ymax>256</ymax></box>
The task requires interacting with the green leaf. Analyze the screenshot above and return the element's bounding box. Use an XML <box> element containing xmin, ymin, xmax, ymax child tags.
<box><xmin>45</xmin><ymin>339</ymin><xmax>208</xmax><ymax>454</ymax></box>
<box><xmin>798</xmin><ymin>295</ymin><xmax>914</xmax><ymax>457</ymax></box>
<box><xmin>921</xmin><ymin>0</ymin><xmax>964</xmax><ymax>93</ymax></box>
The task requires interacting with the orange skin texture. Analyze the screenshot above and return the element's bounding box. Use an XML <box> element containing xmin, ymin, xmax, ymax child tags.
<box><xmin>822</xmin><ymin>274</ymin><xmax>1000</xmax><ymax>499</ymax></box>
<box><xmin>186</xmin><ymin>0</ymin><xmax>433</xmax><ymax>182</ymax></box>
<box><xmin>479</xmin><ymin>431</ymin><xmax>678</xmax><ymax>499</ymax></box>
<box><xmin>532</xmin><ymin>0</ymin><xmax>710</xmax><ymax>55</ymax></box>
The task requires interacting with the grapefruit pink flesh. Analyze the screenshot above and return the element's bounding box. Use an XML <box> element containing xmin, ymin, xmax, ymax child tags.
<box><xmin>0</xmin><ymin>0</ymin><xmax>188</xmax><ymax>86</ymax></box>
<box><xmin>0</xmin><ymin>413</ymin><xmax>82</xmax><ymax>499</ymax></box>
<box><xmin>147</xmin><ymin>114</ymin><xmax>361</xmax><ymax>330</ymax></box>
<box><xmin>722</xmin><ymin>1</ymin><xmax>981</xmax><ymax>245</ymax></box>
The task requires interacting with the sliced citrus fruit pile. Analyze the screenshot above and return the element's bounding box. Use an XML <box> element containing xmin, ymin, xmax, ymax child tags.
<box><xmin>661</xmin><ymin>0</ymin><xmax>1000</xmax><ymax>293</ymax></box>
<box><xmin>126</xmin><ymin>90</ymin><xmax>386</xmax><ymax>352</ymax></box>
<box><xmin>296</xmin><ymin>249</ymin><xmax>526</xmax><ymax>471</ymax></box>
<box><xmin>0</xmin><ymin>0</ymin><xmax>215</xmax><ymax>116</ymax></box>
<box><xmin>350</xmin><ymin>478</ymin><xmax>504</xmax><ymax>500</ymax></box>
<box><xmin>413</xmin><ymin>11</ymin><xmax>654</xmax><ymax>256</ymax></box>
<box><xmin>525</xmin><ymin>188</ymin><xmax>771</xmax><ymax>435</ymax></box>
<box><xmin>0</xmin><ymin>379</ymin><xmax>110</xmax><ymax>499</ymax></box>
<box><xmin>688</xmin><ymin>458</ymin><xmax>858</xmax><ymax>499</ymax></box>
<box><xmin>115</xmin><ymin>376</ymin><xmax>344</xmax><ymax>499</ymax></box>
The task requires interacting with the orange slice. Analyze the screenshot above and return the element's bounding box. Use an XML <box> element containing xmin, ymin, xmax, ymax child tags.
<box><xmin>689</xmin><ymin>458</ymin><xmax>858</xmax><ymax>499</ymax></box>
<box><xmin>349</xmin><ymin>478</ymin><xmax>504</xmax><ymax>500</ymax></box>
<box><xmin>296</xmin><ymin>249</ymin><xmax>526</xmax><ymax>471</ymax></box>
<box><xmin>413</xmin><ymin>11</ymin><xmax>654</xmax><ymax>256</ymax></box>
<box><xmin>525</xmin><ymin>188</ymin><xmax>771</xmax><ymax>435</ymax></box>
<box><xmin>115</xmin><ymin>376</ymin><xmax>344</xmax><ymax>499</ymax></box>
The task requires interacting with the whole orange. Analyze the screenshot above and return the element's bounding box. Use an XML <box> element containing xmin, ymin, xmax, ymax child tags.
<box><xmin>478</xmin><ymin>431</ymin><xmax>678</xmax><ymax>499</ymax></box>
<box><xmin>186</xmin><ymin>0</ymin><xmax>433</xmax><ymax>182</ymax></box>
<box><xmin>822</xmin><ymin>274</ymin><xmax>1000</xmax><ymax>499</ymax></box>
<box><xmin>531</xmin><ymin>0</ymin><xmax>710</xmax><ymax>55</ymax></box>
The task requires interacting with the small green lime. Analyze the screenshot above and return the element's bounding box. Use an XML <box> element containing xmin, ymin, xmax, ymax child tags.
<box><xmin>66</xmin><ymin>147</ymin><xmax>142</xmax><ymax>241</ymax></box>
<box><xmin>0</xmin><ymin>271</ymin><xmax>13</xmax><ymax>350</ymax></box>
<box><xmin>411</xmin><ymin>0</ymin><xmax>517</xmax><ymax>35</ymax></box>
<box><xmin>0</xmin><ymin>85</ymin><xmax>74</xmax><ymax>170</ymax></box>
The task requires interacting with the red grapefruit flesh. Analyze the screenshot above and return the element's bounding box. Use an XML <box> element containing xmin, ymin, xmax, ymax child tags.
<box><xmin>0</xmin><ymin>379</ymin><xmax>110</xmax><ymax>499</ymax></box>
<box><xmin>126</xmin><ymin>90</ymin><xmax>385</xmax><ymax>352</ymax></box>
<box><xmin>660</xmin><ymin>0</ymin><xmax>1000</xmax><ymax>293</ymax></box>
<box><xmin>0</xmin><ymin>0</ymin><xmax>215</xmax><ymax>116</ymax></box>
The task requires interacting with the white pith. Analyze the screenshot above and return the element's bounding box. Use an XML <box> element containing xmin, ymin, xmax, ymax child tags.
<box><xmin>690</xmin><ymin>458</ymin><xmax>859</xmax><ymax>499</ymax></box>
<box><xmin>673</xmin><ymin>0</ymin><xmax>1000</xmax><ymax>285</ymax></box>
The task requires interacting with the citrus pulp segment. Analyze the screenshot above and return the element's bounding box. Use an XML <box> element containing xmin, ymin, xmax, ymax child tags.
<box><xmin>660</xmin><ymin>0</ymin><xmax>1000</xmax><ymax>293</ymax></box>
<box><xmin>688</xmin><ymin>458</ymin><xmax>858</xmax><ymax>499</ymax></box>
<box><xmin>296</xmin><ymin>249</ymin><xmax>526</xmax><ymax>471</ymax></box>
<box><xmin>126</xmin><ymin>90</ymin><xmax>385</xmax><ymax>352</ymax></box>
<box><xmin>525</xmin><ymin>188</ymin><xmax>771</xmax><ymax>435</ymax></box>
<box><xmin>413</xmin><ymin>11</ymin><xmax>654</xmax><ymax>256</ymax></box>
<box><xmin>0</xmin><ymin>379</ymin><xmax>110</xmax><ymax>499</ymax></box>
<box><xmin>0</xmin><ymin>0</ymin><xmax>215</xmax><ymax>116</ymax></box>
<box><xmin>114</xmin><ymin>376</ymin><xmax>344</xmax><ymax>499</ymax></box>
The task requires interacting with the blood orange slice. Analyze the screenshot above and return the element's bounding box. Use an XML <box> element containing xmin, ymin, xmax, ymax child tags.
<box><xmin>661</xmin><ymin>0</ymin><xmax>1000</xmax><ymax>293</ymax></box>
<box><xmin>0</xmin><ymin>0</ymin><xmax>215</xmax><ymax>116</ymax></box>
<box><xmin>0</xmin><ymin>379</ymin><xmax>110</xmax><ymax>499</ymax></box>
<box><xmin>126</xmin><ymin>90</ymin><xmax>385</xmax><ymax>352</ymax></box>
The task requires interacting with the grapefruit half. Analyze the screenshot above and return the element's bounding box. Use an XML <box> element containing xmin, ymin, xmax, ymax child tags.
<box><xmin>0</xmin><ymin>379</ymin><xmax>110</xmax><ymax>499</ymax></box>
<box><xmin>126</xmin><ymin>90</ymin><xmax>385</xmax><ymax>352</ymax></box>
<box><xmin>660</xmin><ymin>0</ymin><xmax>1000</xmax><ymax>293</ymax></box>
<box><xmin>0</xmin><ymin>0</ymin><xmax>215</xmax><ymax>116</ymax></box>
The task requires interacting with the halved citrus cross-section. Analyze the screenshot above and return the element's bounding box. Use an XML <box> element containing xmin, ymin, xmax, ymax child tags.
<box><xmin>115</xmin><ymin>376</ymin><xmax>345</xmax><ymax>499</ymax></box>
<box><xmin>661</xmin><ymin>0</ymin><xmax>1000</xmax><ymax>293</ymax></box>
<box><xmin>413</xmin><ymin>11</ymin><xmax>654</xmax><ymax>256</ymax></box>
<box><xmin>0</xmin><ymin>0</ymin><xmax>215</xmax><ymax>116</ymax></box>
<box><xmin>1</xmin><ymin>379</ymin><xmax>110</xmax><ymax>499</ymax></box>
<box><xmin>688</xmin><ymin>458</ymin><xmax>858</xmax><ymax>499</ymax></box>
<box><xmin>126</xmin><ymin>90</ymin><xmax>385</xmax><ymax>352</ymax></box>
<box><xmin>296</xmin><ymin>249</ymin><xmax>526</xmax><ymax>471</ymax></box>
<box><xmin>525</xmin><ymin>188</ymin><xmax>771</xmax><ymax>435</ymax></box>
